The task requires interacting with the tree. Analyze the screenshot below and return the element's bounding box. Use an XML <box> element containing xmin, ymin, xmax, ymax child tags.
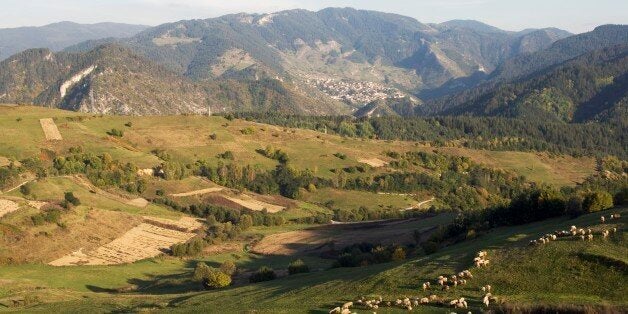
<box><xmin>238</xmin><ymin>214</ymin><xmax>253</xmax><ymax>231</ymax></box>
<box><xmin>582</xmin><ymin>191</ymin><xmax>613</xmax><ymax>213</ymax></box>
<box><xmin>20</xmin><ymin>184</ymin><xmax>31</xmax><ymax>195</ymax></box>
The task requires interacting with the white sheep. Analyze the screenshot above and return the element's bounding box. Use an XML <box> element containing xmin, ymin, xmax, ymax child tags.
<box><xmin>601</xmin><ymin>216</ymin><xmax>606</xmax><ymax>223</ymax></box>
<box><xmin>420</xmin><ymin>297</ymin><xmax>429</xmax><ymax>304</ymax></box>
<box><xmin>340</xmin><ymin>309</ymin><xmax>351</xmax><ymax>314</ymax></box>
<box><xmin>580</xmin><ymin>235</ymin><xmax>586</xmax><ymax>241</ymax></box>
<box><xmin>570</xmin><ymin>225</ymin><xmax>577</xmax><ymax>232</ymax></box>
<box><xmin>329</xmin><ymin>307</ymin><xmax>341</xmax><ymax>314</ymax></box>
<box><xmin>342</xmin><ymin>302</ymin><xmax>353</xmax><ymax>309</ymax></box>
<box><xmin>587</xmin><ymin>234</ymin><xmax>593</xmax><ymax>241</ymax></box>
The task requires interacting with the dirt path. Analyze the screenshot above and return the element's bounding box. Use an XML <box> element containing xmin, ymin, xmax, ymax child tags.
<box><xmin>402</xmin><ymin>197</ymin><xmax>435</xmax><ymax>211</ymax></box>
<box><xmin>169</xmin><ymin>187</ymin><xmax>223</xmax><ymax>197</ymax></box>
<box><xmin>39</xmin><ymin>118</ymin><xmax>63</xmax><ymax>140</ymax></box>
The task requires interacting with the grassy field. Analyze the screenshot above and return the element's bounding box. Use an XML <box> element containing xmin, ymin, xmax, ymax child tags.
<box><xmin>0</xmin><ymin>105</ymin><xmax>597</xmax><ymax>186</ymax></box>
<box><xmin>0</xmin><ymin>105</ymin><xmax>620</xmax><ymax>313</ymax></box>
<box><xmin>1</xmin><ymin>207</ymin><xmax>624</xmax><ymax>312</ymax></box>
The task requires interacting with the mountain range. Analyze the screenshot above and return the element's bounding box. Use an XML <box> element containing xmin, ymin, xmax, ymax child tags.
<box><xmin>0</xmin><ymin>21</ymin><xmax>149</xmax><ymax>61</ymax></box>
<box><xmin>0</xmin><ymin>8</ymin><xmax>626</xmax><ymax>121</ymax></box>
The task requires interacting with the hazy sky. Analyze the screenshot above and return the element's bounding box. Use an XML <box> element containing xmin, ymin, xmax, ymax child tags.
<box><xmin>1</xmin><ymin>0</ymin><xmax>626</xmax><ymax>33</ymax></box>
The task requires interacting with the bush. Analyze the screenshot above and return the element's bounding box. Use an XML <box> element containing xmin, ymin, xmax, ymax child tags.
<box><xmin>124</xmin><ymin>122</ymin><xmax>133</xmax><ymax>127</ymax></box>
<box><xmin>582</xmin><ymin>191</ymin><xmax>613</xmax><ymax>213</ymax></box>
<box><xmin>217</xmin><ymin>151</ymin><xmax>234</xmax><ymax>160</ymax></box>
<box><xmin>106</xmin><ymin>128</ymin><xmax>124</xmax><ymax>137</ymax></box>
<box><xmin>64</xmin><ymin>192</ymin><xmax>80</xmax><ymax>206</ymax></box>
<box><xmin>288</xmin><ymin>259</ymin><xmax>310</xmax><ymax>275</ymax></box>
<box><xmin>193</xmin><ymin>263</ymin><xmax>231</xmax><ymax>289</ymax></box>
<box><xmin>220</xmin><ymin>260</ymin><xmax>237</xmax><ymax>276</ymax></box>
<box><xmin>391</xmin><ymin>247</ymin><xmax>406</xmax><ymax>261</ymax></box>
<box><xmin>420</xmin><ymin>241</ymin><xmax>440</xmax><ymax>255</ymax></box>
<box><xmin>249</xmin><ymin>266</ymin><xmax>277</xmax><ymax>283</ymax></box>
<box><xmin>20</xmin><ymin>184</ymin><xmax>31</xmax><ymax>195</ymax></box>
<box><xmin>204</xmin><ymin>268</ymin><xmax>232</xmax><ymax>289</ymax></box>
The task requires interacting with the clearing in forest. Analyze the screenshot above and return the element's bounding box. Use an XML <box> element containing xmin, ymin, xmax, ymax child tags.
<box><xmin>49</xmin><ymin>216</ymin><xmax>203</xmax><ymax>266</ymax></box>
<box><xmin>39</xmin><ymin>118</ymin><xmax>63</xmax><ymax>140</ymax></box>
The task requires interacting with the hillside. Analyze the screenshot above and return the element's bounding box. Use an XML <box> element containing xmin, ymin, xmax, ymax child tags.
<box><xmin>426</xmin><ymin>44</ymin><xmax>628</xmax><ymax>122</ymax></box>
<box><xmin>0</xmin><ymin>21</ymin><xmax>149</xmax><ymax>60</ymax></box>
<box><xmin>0</xmin><ymin>105</ymin><xmax>624</xmax><ymax>312</ymax></box>
<box><xmin>419</xmin><ymin>24</ymin><xmax>628</xmax><ymax>102</ymax></box>
<box><xmin>0</xmin><ymin>45</ymin><xmax>348</xmax><ymax>115</ymax></box>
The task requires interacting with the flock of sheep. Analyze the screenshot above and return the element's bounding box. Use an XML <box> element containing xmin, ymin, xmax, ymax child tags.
<box><xmin>529</xmin><ymin>213</ymin><xmax>621</xmax><ymax>246</ymax></box>
<box><xmin>329</xmin><ymin>250</ymin><xmax>496</xmax><ymax>313</ymax></box>
<box><xmin>329</xmin><ymin>212</ymin><xmax>623</xmax><ymax>314</ymax></box>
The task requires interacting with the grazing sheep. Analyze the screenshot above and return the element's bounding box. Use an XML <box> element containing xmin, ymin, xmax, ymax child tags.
<box><xmin>420</xmin><ymin>297</ymin><xmax>429</xmax><ymax>304</ymax></box>
<box><xmin>579</xmin><ymin>229</ymin><xmax>586</xmax><ymax>235</ymax></box>
<box><xmin>442</xmin><ymin>285</ymin><xmax>450</xmax><ymax>291</ymax></box>
<box><xmin>483</xmin><ymin>295</ymin><xmax>491</xmax><ymax>307</ymax></box>
<box><xmin>372</xmin><ymin>304</ymin><xmax>378</xmax><ymax>310</ymax></box>
<box><xmin>587</xmin><ymin>228</ymin><xmax>592</xmax><ymax>235</ymax></box>
<box><xmin>601</xmin><ymin>216</ymin><xmax>606</xmax><ymax>223</ymax></box>
<box><xmin>612</xmin><ymin>227</ymin><xmax>617</xmax><ymax>233</ymax></box>
<box><xmin>587</xmin><ymin>234</ymin><xmax>593</xmax><ymax>241</ymax></box>
<box><xmin>580</xmin><ymin>235</ymin><xmax>586</xmax><ymax>241</ymax></box>
<box><xmin>340</xmin><ymin>309</ymin><xmax>350</xmax><ymax>314</ymax></box>
<box><xmin>570</xmin><ymin>225</ymin><xmax>577</xmax><ymax>232</ymax></box>
<box><xmin>602</xmin><ymin>230</ymin><xmax>610</xmax><ymax>238</ymax></box>
<box><xmin>610</xmin><ymin>214</ymin><xmax>614</xmax><ymax>219</ymax></box>
<box><xmin>342</xmin><ymin>302</ymin><xmax>353</xmax><ymax>309</ymax></box>
<box><xmin>463</xmin><ymin>270</ymin><xmax>473</xmax><ymax>278</ymax></box>
<box><xmin>423</xmin><ymin>282</ymin><xmax>429</xmax><ymax>291</ymax></box>
<box><xmin>329</xmin><ymin>307</ymin><xmax>341</xmax><ymax>314</ymax></box>
<box><xmin>429</xmin><ymin>295</ymin><xmax>438</xmax><ymax>301</ymax></box>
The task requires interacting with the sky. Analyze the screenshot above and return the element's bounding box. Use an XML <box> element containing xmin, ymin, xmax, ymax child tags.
<box><xmin>0</xmin><ymin>0</ymin><xmax>626</xmax><ymax>33</ymax></box>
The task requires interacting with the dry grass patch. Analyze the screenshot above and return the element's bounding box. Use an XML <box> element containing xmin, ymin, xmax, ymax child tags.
<box><xmin>0</xmin><ymin>199</ymin><xmax>19</xmax><ymax>218</ymax></box>
<box><xmin>358</xmin><ymin>157</ymin><xmax>388</xmax><ymax>167</ymax></box>
<box><xmin>223</xmin><ymin>194</ymin><xmax>285</xmax><ymax>213</ymax></box>
<box><xmin>49</xmin><ymin>216</ymin><xmax>203</xmax><ymax>266</ymax></box>
<box><xmin>169</xmin><ymin>187</ymin><xmax>224</xmax><ymax>197</ymax></box>
<box><xmin>39</xmin><ymin>118</ymin><xmax>63</xmax><ymax>140</ymax></box>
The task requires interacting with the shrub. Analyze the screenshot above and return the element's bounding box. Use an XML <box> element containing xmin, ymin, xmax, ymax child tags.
<box><xmin>249</xmin><ymin>266</ymin><xmax>277</xmax><ymax>283</ymax></box>
<box><xmin>582</xmin><ymin>191</ymin><xmax>613</xmax><ymax>213</ymax></box>
<box><xmin>217</xmin><ymin>151</ymin><xmax>234</xmax><ymax>160</ymax></box>
<box><xmin>64</xmin><ymin>192</ymin><xmax>80</xmax><ymax>206</ymax></box>
<box><xmin>333</xmin><ymin>152</ymin><xmax>347</xmax><ymax>160</ymax></box>
<box><xmin>204</xmin><ymin>268</ymin><xmax>232</xmax><ymax>289</ymax></box>
<box><xmin>240</xmin><ymin>127</ymin><xmax>255</xmax><ymax>135</ymax></box>
<box><xmin>193</xmin><ymin>263</ymin><xmax>231</xmax><ymax>289</ymax></box>
<box><xmin>391</xmin><ymin>247</ymin><xmax>406</xmax><ymax>261</ymax></box>
<box><xmin>220</xmin><ymin>260</ymin><xmax>237</xmax><ymax>276</ymax></box>
<box><xmin>209</xmin><ymin>133</ymin><xmax>217</xmax><ymax>140</ymax></box>
<box><xmin>288</xmin><ymin>259</ymin><xmax>310</xmax><ymax>275</ymax></box>
<box><xmin>20</xmin><ymin>184</ymin><xmax>31</xmax><ymax>195</ymax></box>
<box><xmin>124</xmin><ymin>122</ymin><xmax>133</xmax><ymax>127</ymax></box>
<box><xmin>106</xmin><ymin>128</ymin><xmax>124</xmax><ymax>137</ymax></box>
<box><xmin>155</xmin><ymin>189</ymin><xmax>165</xmax><ymax>196</ymax></box>
<box><xmin>420</xmin><ymin>241</ymin><xmax>440</xmax><ymax>255</ymax></box>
